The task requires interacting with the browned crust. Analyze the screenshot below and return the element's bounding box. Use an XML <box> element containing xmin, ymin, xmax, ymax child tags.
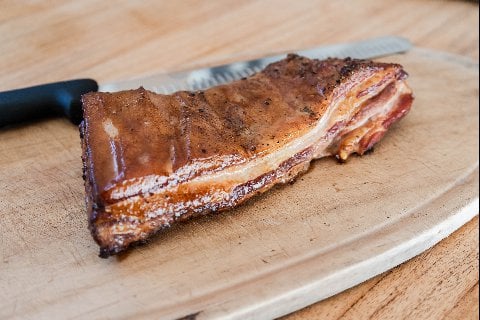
<box><xmin>82</xmin><ymin>55</ymin><xmax>405</xmax><ymax>205</ymax></box>
<box><xmin>80</xmin><ymin>54</ymin><xmax>413</xmax><ymax>257</ymax></box>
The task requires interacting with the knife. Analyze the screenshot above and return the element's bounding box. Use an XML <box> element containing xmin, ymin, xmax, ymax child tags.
<box><xmin>0</xmin><ymin>35</ymin><xmax>411</xmax><ymax>127</ymax></box>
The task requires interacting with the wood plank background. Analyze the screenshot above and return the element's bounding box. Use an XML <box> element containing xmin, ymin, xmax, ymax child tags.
<box><xmin>1</xmin><ymin>0</ymin><xmax>478</xmax><ymax>319</ymax></box>
<box><xmin>282</xmin><ymin>217</ymin><xmax>479</xmax><ymax>320</ymax></box>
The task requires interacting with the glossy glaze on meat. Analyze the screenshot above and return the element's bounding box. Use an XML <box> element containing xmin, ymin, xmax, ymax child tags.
<box><xmin>80</xmin><ymin>54</ymin><xmax>413</xmax><ymax>257</ymax></box>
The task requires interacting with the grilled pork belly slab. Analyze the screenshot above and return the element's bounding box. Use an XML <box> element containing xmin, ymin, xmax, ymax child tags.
<box><xmin>80</xmin><ymin>54</ymin><xmax>413</xmax><ymax>257</ymax></box>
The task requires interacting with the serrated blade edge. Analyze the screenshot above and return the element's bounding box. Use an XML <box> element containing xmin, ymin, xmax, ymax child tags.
<box><xmin>99</xmin><ymin>36</ymin><xmax>412</xmax><ymax>93</ymax></box>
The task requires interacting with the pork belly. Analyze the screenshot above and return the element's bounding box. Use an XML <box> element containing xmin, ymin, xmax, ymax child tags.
<box><xmin>80</xmin><ymin>54</ymin><xmax>413</xmax><ymax>257</ymax></box>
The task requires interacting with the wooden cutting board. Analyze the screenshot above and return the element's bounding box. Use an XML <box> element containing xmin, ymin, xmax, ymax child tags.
<box><xmin>0</xmin><ymin>48</ymin><xmax>478</xmax><ymax>320</ymax></box>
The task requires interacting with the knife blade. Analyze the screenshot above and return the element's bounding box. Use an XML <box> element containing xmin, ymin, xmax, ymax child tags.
<box><xmin>101</xmin><ymin>35</ymin><xmax>412</xmax><ymax>94</ymax></box>
<box><xmin>0</xmin><ymin>35</ymin><xmax>411</xmax><ymax>127</ymax></box>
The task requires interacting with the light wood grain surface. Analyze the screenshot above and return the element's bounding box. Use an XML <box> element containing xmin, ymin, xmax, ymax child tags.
<box><xmin>0</xmin><ymin>1</ymin><xmax>478</xmax><ymax>319</ymax></box>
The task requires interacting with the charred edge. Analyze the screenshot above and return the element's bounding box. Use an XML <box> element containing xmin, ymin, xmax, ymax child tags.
<box><xmin>79</xmin><ymin>122</ymin><xmax>87</xmax><ymax>181</ymax></box>
<box><xmin>96</xmin><ymin>225</ymin><xmax>151</xmax><ymax>258</ymax></box>
<box><xmin>175</xmin><ymin>312</ymin><xmax>201</xmax><ymax>320</ymax></box>
<box><xmin>363</xmin><ymin>147</ymin><xmax>375</xmax><ymax>155</ymax></box>
<box><xmin>80</xmin><ymin>119</ymin><xmax>109</xmax><ymax>256</ymax></box>
<box><xmin>99</xmin><ymin>247</ymin><xmax>113</xmax><ymax>259</ymax></box>
<box><xmin>335</xmin><ymin>154</ymin><xmax>348</xmax><ymax>164</ymax></box>
<box><xmin>397</xmin><ymin>69</ymin><xmax>408</xmax><ymax>80</ymax></box>
<box><xmin>97</xmin><ymin>228</ymin><xmax>156</xmax><ymax>258</ymax></box>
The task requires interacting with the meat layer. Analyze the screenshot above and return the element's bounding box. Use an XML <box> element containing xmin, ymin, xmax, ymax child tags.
<box><xmin>80</xmin><ymin>54</ymin><xmax>413</xmax><ymax>257</ymax></box>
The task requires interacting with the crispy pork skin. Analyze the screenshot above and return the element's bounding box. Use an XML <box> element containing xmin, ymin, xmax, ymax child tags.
<box><xmin>80</xmin><ymin>54</ymin><xmax>413</xmax><ymax>257</ymax></box>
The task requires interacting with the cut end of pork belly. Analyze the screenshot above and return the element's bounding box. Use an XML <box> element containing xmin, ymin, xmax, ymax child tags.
<box><xmin>80</xmin><ymin>54</ymin><xmax>414</xmax><ymax>257</ymax></box>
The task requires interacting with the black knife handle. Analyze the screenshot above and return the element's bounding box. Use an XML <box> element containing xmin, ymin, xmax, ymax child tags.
<box><xmin>0</xmin><ymin>79</ymin><xmax>98</xmax><ymax>127</ymax></box>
